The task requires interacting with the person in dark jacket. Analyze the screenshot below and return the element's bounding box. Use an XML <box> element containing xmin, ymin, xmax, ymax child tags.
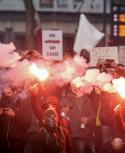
<box><xmin>60</xmin><ymin>84</ymin><xmax>95</xmax><ymax>153</ymax></box>
<box><xmin>32</xmin><ymin>103</ymin><xmax>74</xmax><ymax>153</ymax></box>
<box><xmin>0</xmin><ymin>86</ymin><xmax>32</xmax><ymax>153</ymax></box>
<box><xmin>30</xmin><ymin>80</ymin><xmax>63</xmax><ymax>124</ymax></box>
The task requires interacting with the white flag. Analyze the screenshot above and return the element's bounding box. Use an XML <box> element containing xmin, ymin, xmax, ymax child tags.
<box><xmin>73</xmin><ymin>14</ymin><xmax>104</xmax><ymax>53</ymax></box>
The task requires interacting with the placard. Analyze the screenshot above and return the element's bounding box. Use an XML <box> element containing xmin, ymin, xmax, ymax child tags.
<box><xmin>42</xmin><ymin>30</ymin><xmax>63</xmax><ymax>61</ymax></box>
<box><xmin>90</xmin><ymin>47</ymin><xmax>118</xmax><ymax>66</ymax></box>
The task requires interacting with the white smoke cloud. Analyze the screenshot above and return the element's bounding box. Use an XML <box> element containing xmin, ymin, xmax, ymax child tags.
<box><xmin>103</xmin><ymin>82</ymin><xmax>115</xmax><ymax>93</ymax></box>
<box><xmin>71</xmin><ymin>76</ymin><xmax>93</xmax><ymax>95</ymax></box>
<box><xmin>0</xmin><ymin>43</ymin><xmax>90</xmax><ymax>90</ymax></box>
<box><xmin>49</xmin><ymin>55</ymin><xmax>89</xmax><ymax>85</ymax></box>
<box><xmin>97</xmin><ymin>72</ymin><xmax>113</xmax><ymax>89</ymax></box>
<box><xmin>4</xmin><ymin>60</ymin><xmax>33</xmax><ymax>85</ymax></box>
<box><xmin>0</xmin><ymin>42</ymin><xmax>20</xmax><ymax>67</ymax></box>
<box><xmin>0</xmin><ymin>42</ymin><xmax>122</xmax><ymax>97</ymax></box>
<box><xmin>84</xmin><ymin>69</ymin><xmax>100</xmax><ymax>84</ymax></box>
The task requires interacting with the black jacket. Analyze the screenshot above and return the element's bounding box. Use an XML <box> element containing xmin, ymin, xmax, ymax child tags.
<box><xmin>0</xmin><ymin>96</ymin><xmax>32</xmax><ymax>146</ymax></box>
<box><xmin>33</xmin><ymin>125</ymin><xmax>73</xmax><ymax>153</ymax></box>
<box><xmin>60</xmin><ymin>93</ymin><xmax>95</xmax><ymax>140</ymax></box>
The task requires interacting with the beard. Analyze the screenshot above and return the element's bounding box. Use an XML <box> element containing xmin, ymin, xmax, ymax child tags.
<box><xmin>1</xmin><ymin>95</ymin><xmax>15</xmax><ymax>107</ymax></box>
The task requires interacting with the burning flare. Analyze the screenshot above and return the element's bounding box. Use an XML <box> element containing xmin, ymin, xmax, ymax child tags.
<box><xmin>112</xmin><ymin>77</ymin><xmax>125</xmax><ymax>99</ymax></box>
<box><xmin>29</xmin><ymin>63</ymin><xmax>49</xmax><ymax>81</ymax></box>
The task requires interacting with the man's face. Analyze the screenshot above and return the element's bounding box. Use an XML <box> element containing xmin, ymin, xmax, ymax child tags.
<box><xmin>2</xmin><ymin>87</ymin><xmax>13</xmax><ymax>100</ymax></box>
<box><xmin>44</xmin><ymin>108</ymin><xmax>59</xmax><ymax>129</ymax></box>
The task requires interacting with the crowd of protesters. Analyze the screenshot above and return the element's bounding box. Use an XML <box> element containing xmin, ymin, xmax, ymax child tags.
<box><xmin>0</xmin><ymin>50</ymin><xmax>125</xmax><ymax>153</ymax></box>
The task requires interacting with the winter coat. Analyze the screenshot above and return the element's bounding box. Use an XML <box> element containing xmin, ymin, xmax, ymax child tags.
<box><xmin>32</xmin><ymin>125</ymin><xmax>74</xmax><ymax>153</ymax></box>
<box><xmin>0</xmin><ymin>95</ymin><xmax>32</xmax><ymax>147</ymax></box>
<box><xmin>60</xmin><ymin>92</ymin><xmax>95</xmax><ymax>140</ymax></box>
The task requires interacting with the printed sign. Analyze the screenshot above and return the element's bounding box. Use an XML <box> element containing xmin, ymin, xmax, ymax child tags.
<box><xmin>42</xmin><ymin>30</ymin><xmax>63</xmax><ymax>61</ymax></box>
<box><xmin>90</xmin><ymin>47</ymin><xmax>118</xmax><ymax>66</ymax></box>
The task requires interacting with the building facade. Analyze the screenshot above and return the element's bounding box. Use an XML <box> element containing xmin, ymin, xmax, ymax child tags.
<box><xmin>0</xmin><ymin>0</ymin><xmax>111</xmax><ymax>53</ymax></box>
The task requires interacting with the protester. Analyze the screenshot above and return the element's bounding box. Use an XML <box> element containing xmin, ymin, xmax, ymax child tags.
<box><xmin>0</xmin><ymin>85</ymin><xmax>32</xmax><ymax>153</ymax></box>
<box><xmin>24</xmin><ymin>109</ymin><xmax>39</xmax><ymax>153</ymax></box>
<box><xmin>60</xmin><ymin>83</ymin><xmax>95</xmax><ymax>153</ymax></box>
<box><xmin>30</xmin><ymin>80</ymin><xmax>63</xmax><ymax>124</ymax></box>
<box><xmin>116</xmin><ymin>64</ymin><xmax>125</xmax><ymax>77</ymax></box>
<box><xmin>80</xmin><ymin>49</ymin><xmax>90</xmax><ymax>63</ymax></box>
<box><xmin>30</xmin><ymin>100</ymin><xmax>73</xmax><ymax>153</ymax></box>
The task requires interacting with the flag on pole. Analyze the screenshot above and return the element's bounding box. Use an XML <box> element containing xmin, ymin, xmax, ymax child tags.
<box><xmin>73</xmin><ymin>14</ymin><xmax>104</xmax><ymax>53</ymax></box>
